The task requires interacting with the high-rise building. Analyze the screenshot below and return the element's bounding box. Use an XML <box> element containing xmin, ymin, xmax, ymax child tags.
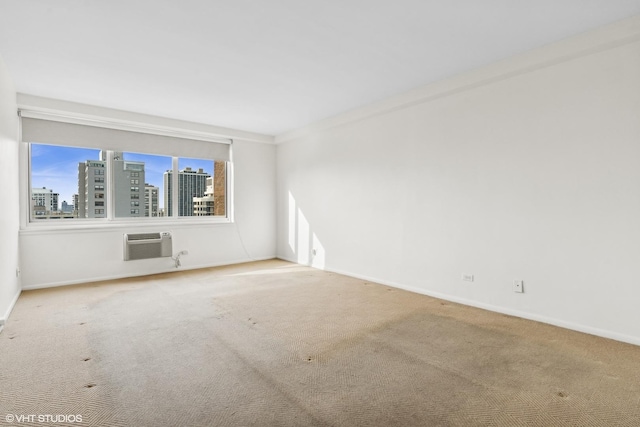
<box><xmin>77</xmin><ymin>152</ymin><xmax>145</xmax><ymax>218</ymax></box>
<box><xmin>113</xmin><ymin>152</ymin><xmax>145</xmax><ymax>218</ymax></box>
<box><xmin>61</xmin><ymin>201</ymin><xmax>73</xmax><ymax>213</ymax></box>
<box><xmin>77</xmin><ymin>159</ymin><xmax>106</xmax><ymax>218</ymax></box>
<box><xmin>144</xmin><ymin>184</ymin><xmax>159</xmax><ymax>217</ymax></box>
<box><xmin>31</xmin><ymin>187</ymin><xmax>59</xmax><ymax>215</ymax></box>
<box><xmin>72</xmin><ymin>194</ymin><xmax>79</xmax><ymax>216</ymax></box>
<box><xmin>164</xmin><ymin>167</ymin><xmax>210</xmax><ymax>216</ymax></box>
<box><xmin>193</xmin><ymin>177</ymin><xmax>214</xmax><ymax>216</ymax></box>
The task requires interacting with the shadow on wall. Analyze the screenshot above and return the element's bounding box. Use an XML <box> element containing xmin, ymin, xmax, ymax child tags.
<box><xmin>288</xmin><ymin>191</ymin><xmax>325</xmax><ymax>268</ymax></box>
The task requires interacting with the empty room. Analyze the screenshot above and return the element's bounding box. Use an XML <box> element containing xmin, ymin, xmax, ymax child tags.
<box><xmin>1</xmin><ymin>1</ymin><xmax>640</xmax><ymax>426</ymax></box>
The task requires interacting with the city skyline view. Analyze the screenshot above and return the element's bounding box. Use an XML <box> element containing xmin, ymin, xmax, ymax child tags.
<box><xmin>31</xmin><ymin>143</ymin><xmax>214</xmax><ymax>211</ymax></box>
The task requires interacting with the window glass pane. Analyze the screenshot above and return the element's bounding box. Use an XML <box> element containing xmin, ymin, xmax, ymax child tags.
<box><xmin>113</xmin><ymin>152</ymin><xmax>171</xmax><ymax>218</ymax></box>
<box><xmin>173</xmin><ymin>157</ymin><xmax>225</xmax><ymax>217</ymax></box>
<box><xmin>30</xmin><ymin>144</ymin><xmax>227</xmax><ymax>222</ymax></box>
<box><xmin>30</xmin><ymin>143</ymin><xmax>103</xmax><ymax>220</ymax></box>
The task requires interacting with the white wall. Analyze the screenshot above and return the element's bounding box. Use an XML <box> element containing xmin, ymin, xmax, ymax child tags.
<box><xmin>276</xmin><ymin>17</ymin><xmax>640</xmax><ymax>345</ymax></box>
<box><xmin>19</xmin><ymin>100</ymin><xmax>276</xmax><ymax>289</ymax></box>
<box><xmin>0</xmin><ymin>54</ymin><xmax>21</xmax><ymax>325</ymax></box>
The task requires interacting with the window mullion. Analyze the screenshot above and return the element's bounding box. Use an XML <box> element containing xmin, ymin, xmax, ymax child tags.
<box><xmin>171</xmin><ymin>156</ymin><xmax>179</xmax><ymax>217</ymax></box>
<box><xmin>106</xmin><ymin>150</ymin><xmax>114</xmax><ymax>220</ymax></box>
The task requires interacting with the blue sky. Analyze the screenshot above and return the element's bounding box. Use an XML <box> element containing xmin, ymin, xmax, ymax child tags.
<box><xmin>31</xmin><ymin>144</ymin><xmax>100</xmax><ymax>205</ymax></box>
<box><xmin>31</xmin><ymin>144</ymin><xmax>214</xmax><ymax>209</ymax></box>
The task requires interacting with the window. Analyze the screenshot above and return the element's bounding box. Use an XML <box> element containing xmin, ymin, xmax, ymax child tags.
<box><xmin>27</xmin><ymin>145</ymin><xmax>227</xmax><ymax>222</ymax></box>
<box><xmin>29</xmin><ymin>144</ymin><xmax>102</xmax><ymax>220</ymax></box>
<box><xmin>171</xmin><ymin>157</ymin><xmax>226</xmax><ymax>217</ymax></box>
<box><xmin>22</xmin><ymin>114</ymin><xmax>230</xmax><ymax>224</ymax></box>
<box><xmin>112</xmin><ymin>152</ymin><xmax>170</xmax><ymax>218</ymax></box>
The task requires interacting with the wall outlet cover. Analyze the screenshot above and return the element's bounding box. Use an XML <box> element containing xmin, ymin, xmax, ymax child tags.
<box><xmin>514</xmin><ymin>280</ymin><xmax>524</xmax><ymax>293</ymax></box>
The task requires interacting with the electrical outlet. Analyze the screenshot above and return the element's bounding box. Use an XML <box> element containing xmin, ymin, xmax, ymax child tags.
<box><xmin>514</xmin><ymin>280</ymin><xmax>524</xmax><ymax>293</ymax></box>
<box><xmin>462</xmin><ymin>274</ymin><xmax>474</xmax><ymax>282</ymax></box>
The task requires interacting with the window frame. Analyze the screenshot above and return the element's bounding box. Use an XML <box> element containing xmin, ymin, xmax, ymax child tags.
<box><xmin>18</xmin><ymin>107</ymin><xmax>235</xmax><ymax>230</ymax></box>
<box><xmin>21</xmin><ymin>145</ymin><xmax>233</xmax><ymax>229</ymax></box>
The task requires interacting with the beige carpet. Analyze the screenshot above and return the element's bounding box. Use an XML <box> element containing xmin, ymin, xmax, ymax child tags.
<box><xmin>1</xmin><ymin>259</ymin><xmax>639</xmax><ymax>426</ymax></box>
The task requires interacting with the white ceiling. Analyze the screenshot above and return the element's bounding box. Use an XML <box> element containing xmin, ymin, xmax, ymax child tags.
<box><xmin>1</xmin><ymin>1</ymin><xmax>640</xmax><ymax>136</ymax></box>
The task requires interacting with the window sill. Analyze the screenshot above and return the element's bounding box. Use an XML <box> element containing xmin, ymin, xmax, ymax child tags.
<box><xmin>19</xmin><ymin>217</ymin><xmax>232</xmax><ymax>235</ymax></box>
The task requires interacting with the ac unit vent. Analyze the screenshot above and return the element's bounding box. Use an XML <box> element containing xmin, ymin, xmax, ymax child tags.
<box><xmin>127</xmin><ymin>233</ymin><xmax>161</xmax><ymax>241</ymax></box>
<box><xmin>124</xmin><ymin>232</ymin><xmax>172</xmax><ymax>261</ymax></box>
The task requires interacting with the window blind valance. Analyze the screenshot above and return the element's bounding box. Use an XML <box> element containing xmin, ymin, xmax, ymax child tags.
<box><xmin>20</xmin><ymin>115</ymin><xmax>231</xmax><ymax>161</ymax></box>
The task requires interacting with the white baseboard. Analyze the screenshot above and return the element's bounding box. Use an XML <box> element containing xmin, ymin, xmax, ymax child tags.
<box><xmin>0</xmin><ymin>289</ymin><xmax>22</xmax><ymax>331</ymax></box>
<box><xmin>21</xmin><ymin>256</ymin><xmax>276</xmax><ymax>291</ymax></box>
<box><xmin>276</xmin><ymin>257</ymin><xmax>640</xmax><ymax>347</ymax></box>
<box><xmin>277</xmin><ymin>255</ymin><xmax>306</xmax><ymax>265</ymax></box>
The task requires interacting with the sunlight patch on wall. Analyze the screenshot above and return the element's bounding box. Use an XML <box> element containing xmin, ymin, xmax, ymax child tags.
<box><xmin>287</xmin><ymin>191</ymin><xmax>325</xmax><ymax>267</ymax></box>
<box><xmin>297</xmin><ymin>207</ymin><xmax>310</xmax><ymax>265</ymax></box>
<box><xmin>288</xmin><ymin>191</ymin><xmax>296</xmax><ymax>254</ymax></box>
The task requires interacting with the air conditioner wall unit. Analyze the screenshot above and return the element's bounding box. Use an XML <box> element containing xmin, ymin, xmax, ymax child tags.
<box><xmin>123</xmin><ymin>232</ymin><xmax>172</xmax><ymax>261</ymax></box>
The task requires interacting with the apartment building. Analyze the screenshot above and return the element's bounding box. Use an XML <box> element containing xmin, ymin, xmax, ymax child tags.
<box><xmin>163</xmin><ymin>167</ymin><xmax>210</xmax><ymax>216</ymax></box>
<box><xmin>77</xmin><ymin>152</ymin><xmax>146</xmax><ymax>218</ymax></box>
